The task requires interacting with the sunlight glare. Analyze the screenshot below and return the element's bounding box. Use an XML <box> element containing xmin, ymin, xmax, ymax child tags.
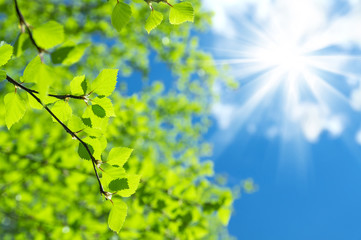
<box><xmin>209</xmin><ymin>3</ymin><xmax>360</xmax><ymax>153</ymax></box>
<box><xmin>206</xmin><ymin>0</ymin><xmax>361</xmax><ymax>173</ymax></box>
<box><xmin>253</xmin><ymin>41</ymin><xmax>308</xmax><ymax>75</ymax></box>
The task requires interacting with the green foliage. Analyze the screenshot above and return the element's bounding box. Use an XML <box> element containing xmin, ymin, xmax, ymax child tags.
<box><xmin>51</xmin><ymin>42</ymin><xmax>89</xmax><ymax>65</ymax></box>
<box><xmin>13</xmin><ymin>33</ymin><xmax>31</xmax><ymax>57</ymax></box>
<box><xmin>22</xmin><ymin>56</ymin><xmax>42</xmax><ymax>83</ymax></box>
<box><xmin>218</xmin><ymin>207</ymin><xmax>232</xmax><ymax>225</ymax></box>
<box><xmin>25</xmin><ymin>57</ymin><xmax>54</xmax><ymax>99</ymax></box>
<box><xmin>70</xmin><ymin>75</ymin><xmax>87</xmax><ymax>95</ymax></box>
<box><xmin>118</xmin><ymin>0</ymin><xmax>195</xmax><ymax>33</ymax></box>
<box><xmin>170</xmin><ymin>2</ymin><xmax>195</xmax><ymax>25</ymax></box>
<box><xmin>4</xmin><ymin>92</ymin><xmax>26</xmax><ymax>129</ymax></box>
<box><xmin>108</xmin><ymin>196</ymin><xmax>128</xmax><ymax>233</ymax></box>
<box><xmin>91</xmin><ymin>69</ymin><xmax>118</xmax><ymax>97</ymax></box>
<box><xmin>101</xmin><ymin>147</ymin><xmax>140</xmax><ymax>197</ymax></box>
<box><xmin>0</xmin><ymin>42</ymin><xmax>13</xmax><ymax>67</ymax></box>
<box><xmin>92</xmin><ymin>97</ymin><xmax>116</xmax><ymax>117</ymax></box>
<box><xmin>145</xmin><ymin>10</ymin><xmax>163</xmax><ymax>33</ymax></box>
<box><xmin>107</xmin><ymin>147</ymin><xmax>133</xmax><ymax>167</ymax></box>
<box><xmin>33</xmin><ymin>21</ymin><xmax>64</xmax><ymax>49</ymax></box>
<box><xmin>111</xmin><ymin>2</ymin><xmax>132</xmax><ymax>32</ymax></box>
<box><xmin>0</xmin><ymin>70</ymin><xmax>6</xmax><ymax>81</ymax></box>
<box><xmin>0</xmin><ymin>0</ymin><xmax>238</xmax><ymax>239</ymax></box>
<box><xmin>50</xmin><ymin>101</ymin><xmax>72</xmax><ymax>123</ymax></box>
<box><xmin>78</xmin><ymin>141</ymin><xmax>95</xmax><ymax>160</ymax></box>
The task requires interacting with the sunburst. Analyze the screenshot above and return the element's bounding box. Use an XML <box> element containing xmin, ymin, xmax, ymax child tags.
<box><xmin>207</xmin><ymin>3</ymin><xmax>361</xmax><ymax>160</ymax></box>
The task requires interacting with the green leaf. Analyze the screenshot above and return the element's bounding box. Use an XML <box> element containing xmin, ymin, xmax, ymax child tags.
<box><xmin>78</xmin><ymin>142</ymin><xmax>94</xmax><ymax>161</ymax></box>
<box><xmin>108</xmin><ymin>197</ymin><xmax>127</xmax><ymax>233</ymax></box>
<box><xmin>0</xmin><ymin>70</ymin><xmax>6</xmax><ymax>81</ymax></box>
<box><xmin>83</xmin><ymin>127</ymin><xmax>103</xmax><ymax>138</ymax></box>
<box><xmin>107</xmin><ymin>147</ymin><xmax>133</xmax><ymax>167</ymax></box>
<box><xmin>82</xmin><ymin>106</ymin><xmax>109</xmax><ymax>130</ymax></box>
<box><xmin>50</xmin><ymin>101</ymin><xmax>72</xmax><ymax>123</ymax></box>
<box><xmin>51</xmin><ymin>42</ymin><xmax>89</xmax><ymax>65</ymax></box>
<box><xmin>27</xmin><ymin>93</ymin><xmax>42</xmax><ymax>109</ymax></box>
<box><xmin>91</xmin><ymin>69</ymin><xmax>118</xmax><ymax>97</ymax></box>
<box><xmin>23</xmin><ymin>56</ymin><xmax>42</xmax><ymax>83</ymax></box>
<box><xmin>33</xmin><ymin>21</ymin><xmax>64</xmax><ymax>49</ymax></box>
<box><xmin>102</xmin><ymin>173</ymin><xmax>140</xmax><ymax>197</ymax></box>
<box><xmin>78</xmin><ymin>136</ymin><xmax>106</xmax><ymax>160</ymax></box>
<box><xmin>70</xmin><ymin>75</ymin><xmax>87</xmax><ymax>95</ymax></box>
<box><xmin>27</xmin><ymin>93</ymin><xmax>56</xmax><ymax>109</ymax></box>
<box><xmin>4</xmin><ymin>93</ymin><xmax>26</xmax><ymax>129</ymax></box>
<box><xmin>109</xmin><ymin>177</ymin><xmax>129</xmax><ymax>192</ymax></box>
<box><xmin>92</xmin><ymin>104</ymin><xmax>106</xmax><ymax>118</ymax></box>
<box><xmin>22</xmin><ymin>57</ymin><xmax>55</xmax><ymax>99</ymax></box>
<box><xmin>113</xmin><ymin>174</ymin><xmax>140</xmax><ymax>197</ymax></box>
<box><xmin>111</xmin><ymin>2</ymin><xmax>132</xmax><ymax>32</ymax></box>
<box><xmin>37</xmin><ymin>65</ymin><xmax>54</xmax><ymax>100</ymax></box>
<box><xmin>68</xmin><ymin>115</ymin><xmax>86</xmax><ymax>132</ymax></box>
<box><xmin>169</xmin><ymin>2</ymin><xmax>194</xmax><ymax>25</ymax></box>
<box><xmin>82</xmin><ymin>117</ymin><xmax>92</xmax><ymax>127</ymax></box>
<box><xmin>101</xmin><ymin>163</ymin><xmax>126</xmax><ymax>178</ymax></box>
<box><xmin>101</xmin><ymin>171</ymin><xmax>113</xmax><ymax>191</ymax></box>
<box><xmin>0</xmin><ymin>42</ymin><xmax>13</xmax><ymax>67</ymax></box>
<box><xmin>145</xmin><ymin>10</ymin><xmax>163</xmax><ymax>33</ymax></box>
<box><xmin>13</xmin><ymin>33</ymin><xmax>30</xmax><ymax>57</ymax></box>
<box><xmin>92</xmin><ymin>97</ymin><xmax>115</xmax><ymax>117</ymax></box>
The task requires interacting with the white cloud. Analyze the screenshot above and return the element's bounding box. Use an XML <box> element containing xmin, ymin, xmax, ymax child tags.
<box><xmin>350</xmin><ymin>83</ymin><xmax>361</xmax><ymax>111</ymax></box>
<box><xmin>291</xmin><ymin>103</ymin><xmax>344</xmax><ymax>142</ymax></box>
<box><xmin>202</xmin><ymin>0</ymin><xmax>273</xmax><ymax>37</ymax></box>
<box><xmin>206</xmin><ymin>0</ymin><xmax>359</xmax><ymax>144</ymax></box>
<box><xmin>303</xmin><ymin>4</ymin><xmax>361</xmax><ymax>50</ymax></box>
<box><xmin>204</xmin><ymin>0</ymin><xmax>361</xmax><ymax>49</ymax></box>
<box><xmin>211</xmin><ymin>102</ymin><xmax>237</xmax><ymax>130</ymax></box>
<box><xmin>203</xmin><ymin>0</ymin><xmax>331</xmax><ymax>38</ymax></box>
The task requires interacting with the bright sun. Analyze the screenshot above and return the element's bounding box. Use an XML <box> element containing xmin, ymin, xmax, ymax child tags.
<box><xmin>211</xmin><ymin>21</ymin><xmax>352</xmax><ymax>147</ymax></box>
<box><xmin>252</xmin><ymin>41</ymin><xmax>309</xmax><ymax>75</ymax></box>
<box><xmin>208</xmin><ymin>0</ymin><xmax>361</xmax><ymax>169</ymax></box>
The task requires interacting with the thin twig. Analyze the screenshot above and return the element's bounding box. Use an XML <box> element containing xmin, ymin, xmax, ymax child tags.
<box><xmin>164</xmin><ymin>0</ymin><xmax>173</xmax><ymax>7</ymax></box>
<box><xmin>17</xmin><ymin>83</ymin><xmax>86</xmax><ymax>101</ymax></box>
<box><xmin>48</xmin><ymin>93</ymin><xmax>85</xmax><ymax>100</ymax></box>
<box><xmin>14</xmin><ymin>0</ymin><xmax>45</xmax><ymax>57</ymax></box>
<box><xmin>5</xmin><ymin>75</ymin><xmax>106</xmax><ymax>196</ymax></box>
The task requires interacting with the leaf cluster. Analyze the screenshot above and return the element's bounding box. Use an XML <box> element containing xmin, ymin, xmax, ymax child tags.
<box><xmin>0</xmin><ymin>0</ymin><xmax>237</xmax><ymax>239</ymax></box>
<box><xmin>111</xmin><ymin>0</ymin><xmax>194</xmax><ymax>33</ymax></box>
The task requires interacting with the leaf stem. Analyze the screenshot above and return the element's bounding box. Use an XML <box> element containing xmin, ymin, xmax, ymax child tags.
<box><xmin>164</xmin><ymin>1</ymin><xmax>173</xmax><ymax>7</ymax></box>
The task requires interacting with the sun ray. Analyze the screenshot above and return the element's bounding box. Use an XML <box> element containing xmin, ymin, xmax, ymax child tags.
<box><xmin>206</xmin><ymin>4</ymin><xmax>361</xmax><ymax>160</ymax></box>
<box><xmin>303</xmin><ymin>70</ymin><xmax>350</xmax><ymax>107</ymax></box>
<box><xmin>307</xmin><ymin>55</ymin><xmax>361</xmax><ymax>80</ymax></box>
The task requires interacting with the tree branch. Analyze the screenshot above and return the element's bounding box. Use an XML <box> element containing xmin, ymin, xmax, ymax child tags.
<box><xmin>5</xmin><ymin>75</ymin><xmax>106</xmax><ymax>196</ymax></box>
<box><xmin>26</xmin><ymin>87</ymin><xmax>87</xmax><ymax>101</ymax></box>
<box><xmin>48</xmin><ymin>93</ymin><xmax>86</xmax><ymax>100</ymax></box>
<box><xmin>14</xmin><ymin>0</ymin><xmax>45</xmax><ymax>56</ymax></box>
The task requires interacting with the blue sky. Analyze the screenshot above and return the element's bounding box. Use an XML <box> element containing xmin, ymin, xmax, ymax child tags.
<box><xmin>126</xmin><ymin>0</ymin><xmax>361</xmax><ymax>238</ymax></box>
<box><xmin>200</xmin><ymin>0</ymin><xmax>361</xmax><ymax>239</ymax></box>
